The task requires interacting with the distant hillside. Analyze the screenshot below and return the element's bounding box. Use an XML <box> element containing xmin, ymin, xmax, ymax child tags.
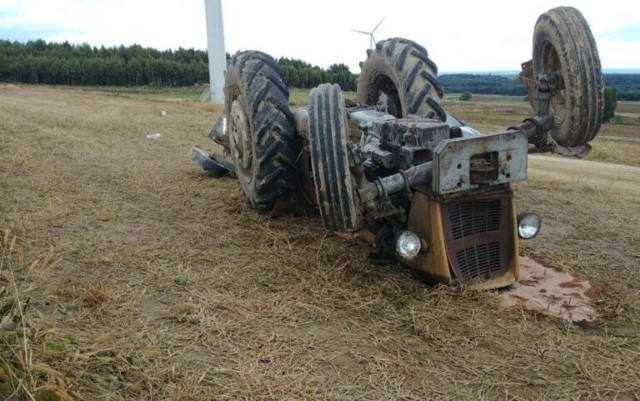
<box><xmin>439</xmin><ymin>74</ymin><xmax>527</xmax><ymax>96</ymax></box>
<box><xmin>439</xmin><ymin>73</ymin><xmax>640</xmax><ymax>101</ymax></box>
<box><xmin>603</xmin><ymin>74</ymin><xmax>640</xmax><ymax>101</ymax></box>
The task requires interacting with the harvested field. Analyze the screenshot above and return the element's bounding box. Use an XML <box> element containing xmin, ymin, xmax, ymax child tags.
<box><xmin>1</xmin><ymin>85</ymin><xmax>639</xmax><ymax>400</ymax></box>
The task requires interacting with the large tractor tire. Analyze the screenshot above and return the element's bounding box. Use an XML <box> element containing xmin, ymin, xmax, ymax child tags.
<box><xmin>531</xmin><ymin>6</ymin><xmax>603</xmax><ymax>147</ymax></box>
<box><xmin>308</xmin><ymin>84</ymin><xmax>361</xmax><ymax>232</ymax></box>
<box><xmin>224</xmin><ymin>51</ymin><xmax>298</xmax><ymax>210</ymax></box>
<box><xmin>357</xmin><ymin>37</ymin><xmax>446</xmax><ymax>121</ymax></box>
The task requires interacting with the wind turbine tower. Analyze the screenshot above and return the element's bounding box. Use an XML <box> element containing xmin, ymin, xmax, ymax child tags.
<box><xmin>204</xmin><ymin>0</ymin><xmax>226</xmax><ymax>104</ymax></box>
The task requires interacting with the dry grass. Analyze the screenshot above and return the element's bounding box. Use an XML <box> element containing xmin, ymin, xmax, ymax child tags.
<box><xmin>0</xmin><ymin>230</ymin><xmax>73</xmax><ymax>400</ymax></box>
<box><xmin>0</xmin><ymin>85</ymin><xmax>639</xmax><ymax>400</ymax></box>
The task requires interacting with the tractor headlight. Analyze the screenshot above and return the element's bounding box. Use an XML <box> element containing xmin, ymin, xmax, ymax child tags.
<box><xmin>517</xmin><ymin>213</ymin><xmax>541</xmax><ymax>239</ymax></box>
<box><xmin>396</xmin><ymin>231</ymin><xmax>421</xmax><ymax>260</ymax></box>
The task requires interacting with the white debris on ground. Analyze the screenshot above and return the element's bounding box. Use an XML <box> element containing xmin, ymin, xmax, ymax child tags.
<box><xmin>160</xmin><ymin>110</ymin><xmax>167</xmax><ymax>116</ymax></box>
<box><xmin>146</xmin><ymin>132</ymin><xmax>161</xmax><ymax>140</ymax></box>
<box><xmin>500</xmin><ymin>257</ymin><xmax>597</xmax><ymax>323</ymax></box>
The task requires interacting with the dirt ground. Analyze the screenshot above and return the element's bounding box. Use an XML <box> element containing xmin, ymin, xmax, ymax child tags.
<box><xmin>1</xmin><ymin>85</ymin><xmax>639</xmax><ymax>400</ymax></box>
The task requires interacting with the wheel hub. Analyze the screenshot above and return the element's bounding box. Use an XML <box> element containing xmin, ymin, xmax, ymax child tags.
<box><xmin>540</xmin><ymin>42</ymin><xmax>566</xmax><ymax>126</ymax></box>
<box><xmin>228</xmin><ymin>99</ymin><xmax>252</xmax><ymax>179</ymax></box>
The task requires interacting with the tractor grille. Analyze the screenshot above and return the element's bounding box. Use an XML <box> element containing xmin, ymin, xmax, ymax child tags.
<box><xmin>448</xmin><ymin>200</ymin><xmax>501</xmax><ymax>240</ymax></box>
<box><xmin>442</xmin><ymin>194</ymin><xmax>512</xmax><ymax>284</ymax></box>
<box><xmin>455</xmin><ymin>242</ymin><xmax>501</xmax><ymax>282</ymax></box>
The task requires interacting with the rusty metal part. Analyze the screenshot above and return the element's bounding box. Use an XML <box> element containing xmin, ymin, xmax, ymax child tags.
<box><xmin>379</xmin><ymin>117</ymin><xmax>449</xmax><ymax>169</ymax></box>
<box><xmin>519</xmin><ymin>60</ymin><xmax>535</xmax><ymax>89</ymax></box>
<box><xmin>358</xmin><ymin>162</ymin><xmax>433</xmax><ymax>204</ymax></box>
<box><xmin>357</xmin><ymin>116</ymin><xmax>556</xmax><ymax>202</ymax></box>
<box><xmin>380</xmin><ymin>117</ymin><xmax>449</xmax><ymax>149</ymax></box>
<box><xmin>519</xmin><ymin>61</ymin><xmax>565</xmax><ymax>94</ymax></box>
<box><xmin>432</xmin><ymin>132</ymin><xmax>528</xmax><ymax>195</ymax></box>
<box><xmin>350</xmin><ymin>145</ymin><xmax>378</xmax><ymax>212</ymax></box>
<box><xmin>536</xmin><ymin>72</ymin><xmax>565</xmax><ymax>92</ymax></box>
<box><xmin>348</xmin><ymin>108</ymin><xmax>396</xmax><ymax>137</ymax></box>
<box><xmin>519</xmin><ymin>59</ymin><xmax>569</xmax><ymax>148</ymax></box>
<box><xmin>507</xmin><ymin>116</ymin><xmax>554</xmax><ymax>149</ymax></box>
<box><xmin>441</xmin><ymin>191</ymin><xmax>514</xmax><ymax>284</ymax></box>
<box><xmin>536</xmin><ymin>91</ymin><xmax>552</xmax><ymax>118</ymax></box>
<box><xmin>469</xmin><ymin>153</ymin><xmax>499</xmax><ymax>184</ymax></box>
<box><xmin>228</xmin><ymin>99</ymin><xmax>252</xmax><ymax>181</ymax></box>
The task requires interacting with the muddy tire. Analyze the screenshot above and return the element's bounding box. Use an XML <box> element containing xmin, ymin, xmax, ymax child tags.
<box><xmin>224</xmin><ymin>51</ymin><xmax>298</xmax><ymax>210</ymax></box>
<box><xmin>532</xmin><ymin>6</ymin><xmax>603</xmax><ymax>147</ymax></box>
<box><xmin>357</xmin><ymin>37</ymin><xmax>446</xmax><ymax>121</ymax></box>
<box><xmin>309</xmin><ymin>84</ymin><xmax>360</xmax><ymax>232</ymax></box>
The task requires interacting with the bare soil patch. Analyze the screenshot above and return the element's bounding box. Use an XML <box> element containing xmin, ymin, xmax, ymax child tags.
<box><xmin>501</xmin><ymin>257</ymin><xmax>597</xmax><ymax>324</ymax></box>
<box><xmin>1</xmin><ymin>86</ymin><xmax>639</xmax><ymax>400</ymax></box>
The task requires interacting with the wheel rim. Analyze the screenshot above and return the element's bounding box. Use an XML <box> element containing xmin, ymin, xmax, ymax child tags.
<box><xmin>539</xmin><ymin>41</ymin><xmax>566</xmax><ymax>126</ymax></box>
<box><xmin>371</xmin><ymin>74</ymin><xmax>402</xmax><ymax>118</ymax></box>
<box><xmin>228</xmin><ymin>99</ymin><xmax>252</xmax><ymax>183</ymax></box>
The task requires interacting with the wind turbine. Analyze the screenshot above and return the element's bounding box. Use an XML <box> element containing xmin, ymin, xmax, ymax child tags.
<box><xmin>351</xmin><ymin>18</ymin><xmax>385</xmax><ymax>50</ymax></box>
<box><xmin>204</xmin><ymin>0</ymin><xmax>226</xmax><ymax>104</ymax></box>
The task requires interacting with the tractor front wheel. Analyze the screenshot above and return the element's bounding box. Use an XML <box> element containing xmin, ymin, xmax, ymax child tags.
<box><xmin>531</xmin><ymin>6</ymin><xmax>604</xmax><ymax>147</ymax></box>
<box><xmin>308</xmin><ymin>84</ymin><xmax>361</xmax><ymax>232</ymax></box>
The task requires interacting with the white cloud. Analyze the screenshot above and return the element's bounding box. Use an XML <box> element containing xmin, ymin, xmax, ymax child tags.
<box><xmin>1</xmin><ymin>0</ymin><xmax>639</xmax><ymax>72</ymax></box>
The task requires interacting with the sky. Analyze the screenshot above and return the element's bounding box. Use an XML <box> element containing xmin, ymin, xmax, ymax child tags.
<box><xmin>1</xmin><ymin>0</ymin><xmax>639</xmax><ymax>73</ymax></box>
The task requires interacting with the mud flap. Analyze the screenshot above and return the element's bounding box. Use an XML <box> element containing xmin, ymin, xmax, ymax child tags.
<box><xmin>189</xmin><ymin>146</ymin><xmax>235</xmax><ymax>178</ymax></box>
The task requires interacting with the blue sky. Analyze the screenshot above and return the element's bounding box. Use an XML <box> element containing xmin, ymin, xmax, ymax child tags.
<box><xmin>1</xmin><ymin>0</ymin><xmax>639</xmax><ymax>73</ymax></box>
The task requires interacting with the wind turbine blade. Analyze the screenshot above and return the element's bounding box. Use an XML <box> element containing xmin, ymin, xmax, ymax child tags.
<box><xmin>372</xmin><ymin>17</ymin><xmax>385</xmax><ymax>33</ymax></box>
<box><xmin>351</xmin><ymin>29</ymin><xmax>371</xmax><ymax>35</ymax></box>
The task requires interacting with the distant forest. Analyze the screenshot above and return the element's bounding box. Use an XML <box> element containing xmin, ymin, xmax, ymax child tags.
<box><xmin>0</xmin><ymin>39</ymin><xmax>209</xmax><ymax>86</ymax></box>
<box><xmin>1</xmin><ymin>40</ymin><xmax>639</xmax><ymax>100</ymax></box>
<box><xmin>0</xmin><ymin>39</ymin><xmax>356</xmax><ymax>91</ymax></box>
<box><xmin>439</xmin><ymin>73</ymin><xmax>640</xmax><ymax>101</ymax></box>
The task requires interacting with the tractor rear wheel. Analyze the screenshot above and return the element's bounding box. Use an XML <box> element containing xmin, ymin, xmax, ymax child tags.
<box><xmin>531</xmin><ymin>6</ymin><xmax>603</xmax><ymax>147</ymax></box>
<box><xmin>308</xmin><ymin>84</ymin><xmax>361</xmax><ymax>232</ymax></box>
<box><xmin>357</xmin><ymin>37</ymin><xmax>446</xmax><ymax>120</ymax></box>
<box><xmin>224</xmin><ymin>51</ymin><xmax>299</xmax><ymax>210</ymax></box>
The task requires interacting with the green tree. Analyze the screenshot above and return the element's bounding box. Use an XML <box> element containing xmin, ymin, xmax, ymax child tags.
<box><xmin>459</xmin><ymin>91</ymin><xmax>472</xmax><ymax>101</ymax></box>
<box><xmin>603</xmin><ymin>86</ymin><xmax>618</xmax><ymax>123</ymax></box>
<box><xmin>327</xmin><ymin>63</ymin><xmax>356</xmax><ymax>91</ymax></box>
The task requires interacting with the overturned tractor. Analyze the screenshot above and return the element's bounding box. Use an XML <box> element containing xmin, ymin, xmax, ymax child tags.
<box><xmin>193</xmin><ymin>7</ymin><xmax>603</xmax><ymax>289</ymax></box>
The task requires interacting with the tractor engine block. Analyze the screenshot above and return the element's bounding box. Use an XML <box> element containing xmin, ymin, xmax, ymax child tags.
<box><xmin>379</xmin><ymin>118</ymin><xmax>450</xmax><ymax>170</ymax></box>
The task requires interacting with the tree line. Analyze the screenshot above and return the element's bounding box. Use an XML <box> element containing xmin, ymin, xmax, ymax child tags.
<box><xmin>278</xmin><ymin>58</ymin><xmax>356</xmax><ymax>91</ymax></box>
<box><xmin>0</xmin><ymin>39</ymin><xmax>209</xmax><ymax>86</ymax></box>
<box><xmin>439</xmin><ymin>73</ymin><xmax>640</xmax><ymax>101</ymax></box>
<box><xmin>602</xmin><ymin>74</ymin><xmax>640</xmax><ymax>101</ymax></box>
<box><xmin>1</xmin><ymin>39</ymin><xmax>639</xmax><ymax>101</ymax></box>
<box><xmin>0</xmin><ymin>39</ymin><xmax>357</xmax><ymax>90</ymax></box>
<box><xmin>439</xmin><ymin>74</ymin><xmax>528</xmax><ymax>96</ymax></box>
